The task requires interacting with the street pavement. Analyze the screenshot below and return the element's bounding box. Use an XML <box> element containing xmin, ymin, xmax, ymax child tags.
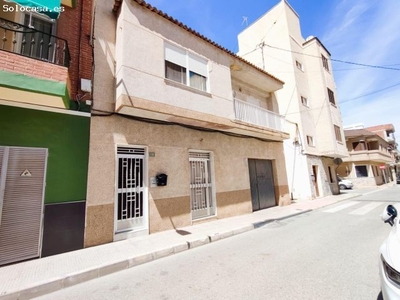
<box><xmin>0</xmin><ymin>183</ymin><xmax>395</xmax><ymax>300</ymax></box>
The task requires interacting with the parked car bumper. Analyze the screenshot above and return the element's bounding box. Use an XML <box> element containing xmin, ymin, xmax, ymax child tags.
<box><xmin>339</xmin><ymin>183</ymin><xmax>353</xmax><ymax>189</ymax></box>
<box><xmin>380</xmin><ymin>255</ymin><xmax>400</xmax><ymax>299</ymax></box>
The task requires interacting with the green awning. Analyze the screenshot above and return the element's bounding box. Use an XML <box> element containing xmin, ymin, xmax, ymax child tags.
<box><xmin>6</xmin><ymin>0</ymin><xmax>62</xmax><ymax>19</ymax></box>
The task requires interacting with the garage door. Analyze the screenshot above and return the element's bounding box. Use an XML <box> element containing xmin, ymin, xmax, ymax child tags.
<box><xmin>0</xmin><ymin>146</ymin><xmax>47</xmax><ymax>265</ymax></box>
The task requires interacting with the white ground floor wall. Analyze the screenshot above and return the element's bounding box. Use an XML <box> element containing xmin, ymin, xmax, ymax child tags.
<box><xmin>283</xmin><ymin>141</ymin><xmax>339</xmax><ymax>200</ymax></box>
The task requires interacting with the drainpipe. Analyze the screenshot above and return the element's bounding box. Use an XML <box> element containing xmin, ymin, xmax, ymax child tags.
<box><xmin>285</xmin><ymin>120</ymin><xmax>301</xmax><ymax>200</ymax></box>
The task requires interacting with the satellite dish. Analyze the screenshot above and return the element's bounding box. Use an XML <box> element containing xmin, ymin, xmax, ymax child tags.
<box><xmin>333</xmin><ymin>158</ymin><xmax>343</xmax><ymax>165</ymax></box>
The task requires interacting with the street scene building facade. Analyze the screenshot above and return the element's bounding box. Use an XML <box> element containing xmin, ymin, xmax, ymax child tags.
<box><xmin>1</xmin><ymin>0</ymin><xmax>399</xmax><ymax>266</ymax></box>
<box><xmin>338</xmin><ymin>124</ymin><xmax>399</xmax><ymax>187</ymax></box>
<box><xmin>84</xmin><ymin>0</ymin><xmax>291</xmax><ymax>247</ymax></box>
<box><xmin>0</xmin><ymin>0</ymin><xmax>92</xmax><ymax>265</ymax></box>
<box><xmin>237</xmin><ymin>0</ymin><xmax>348</xmax><ymax>200</ymax></box>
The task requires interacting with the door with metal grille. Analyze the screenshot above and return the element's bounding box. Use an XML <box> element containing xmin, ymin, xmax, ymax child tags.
<box><xmin>116</xmin><ymin>147</ymin><xmax>148</xmax><ymax>233</ymax></box>
<box><xmin>189</xmin><ymin>151</ymin><xmax>215</xmax><ymax>220</ymax></box>
<box><xmin>248</xmin><ymin>159</ymin><xmax>276</xmax><ymax>211</ymax></box>
<box><xmin>0</xmin><ymin>146</ymin><xmax>47</xmax><ymax>265</ymax></box>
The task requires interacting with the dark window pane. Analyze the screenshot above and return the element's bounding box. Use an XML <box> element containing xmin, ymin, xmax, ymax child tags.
<box><xmin>165</xmin><ymin>60</ymin><xmax>186</xmax><ymax>84</ymax></box>
<box><xmin>189</xmin><ymin>71</ymin><xmax>206</xmax><ymax>91</ymax></box>
<box><xmin>355</xmin><ymin>165</ymin><xmax>368</xmax><ymax>177</ymax></box>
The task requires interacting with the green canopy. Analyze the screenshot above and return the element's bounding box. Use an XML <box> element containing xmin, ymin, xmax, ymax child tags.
<box><xmin>6</xmin><ymin>0</ymin><xmax>62</xmax><ymax>19</ymax></box>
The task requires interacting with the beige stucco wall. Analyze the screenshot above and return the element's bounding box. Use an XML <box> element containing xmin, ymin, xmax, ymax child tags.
<box><xmin>86</xmin><ymin>0</ymin><xmax>292</xmax><ymax>247</ymax></box>
<box><xmin>85</xmin><ymin>115</ymin><xmax>289</xmax><ymax>246</ymax></box>
<box><xmin>303</xmin><ymin>40</ymin><xmax>348</xmax><ymax>158</ymax></box>
<box><xmin>91</xmin><ymin>0</ymin><xmax>116</xmax><ymax>113</ymax></box>
<box><xmin>114</xmin><ymin>1</ymin><xmax>284</xmax><ymax>121</ymax></box>
<box><xmin>115</xmin><ymin>2</ymin><xmax>234</xmax><ymax>120</ymax></box>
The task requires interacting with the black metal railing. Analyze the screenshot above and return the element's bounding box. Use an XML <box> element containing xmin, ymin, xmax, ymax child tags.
<box><xmin>0</xmin><ymin>17</ymin><xmax>70</xmax><ymax>67</ymax></box>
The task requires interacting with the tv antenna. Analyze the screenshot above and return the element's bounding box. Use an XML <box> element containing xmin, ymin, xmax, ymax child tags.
<box><xmin>242</xmin><ymin>16</ymin><xmax>248</xmax><ymax>26</ymax></box>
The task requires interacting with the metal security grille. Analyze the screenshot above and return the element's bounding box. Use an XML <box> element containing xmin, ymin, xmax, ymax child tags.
<box><xmin>189</xmin><ymin>151</ymin><xmax>215</xmax><ymax>219</ymax></box>
<box><xmin>0</xmin><ymin>146</ymin><xmax>47</xmax><ymax>265</ymax></box>
<box><xmin>116</xmin><ymin>147</ymin><xmax>146</xmax><ymax>233</ymax></box>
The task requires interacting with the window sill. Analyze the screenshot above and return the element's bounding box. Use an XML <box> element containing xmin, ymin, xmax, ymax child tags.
<box><xmin>164</xmin><ymin>78</ymin><xmax>212</xmax><ymax>98</ymax></box>
<box><xmin>330</xmin><ymin>102</ymin><xmax>337</xmax><ymax>108</ymax></box>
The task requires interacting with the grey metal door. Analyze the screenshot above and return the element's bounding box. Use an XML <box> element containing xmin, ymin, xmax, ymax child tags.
<box><xmin>248</xmin><ymin>159</ymin><xmax>276</xmax><ymax>211</ymax></box>
<box><xmin>0</xmin><ymin>146</ymin><xmax>47</xmax><ymax>265</ymax></box>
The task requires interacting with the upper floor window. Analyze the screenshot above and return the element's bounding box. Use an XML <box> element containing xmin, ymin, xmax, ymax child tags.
<box><xmin>296</xmin><ymin>60</ymin><xmax>304</xmax><ymax>71</ymax></box>
<box><xmin>165</xmin><ymin>43</ymin><xmax>208</xmax><ymax>92</ymax></box>
<box><xmin>22</xmin><ymin>13</ymin><xmax>56</xmax><ymax>61</ymax></box>
<box><xmin>327</xmin><ymin>88</ymin><xmax>335</xmax><ymax>105</ymax></box>
<box><xmin>334</xmin><ymin>125</ymin><xmax>342</xmax><ymax>142</ymax></box>
<box><xmin>301</xmin><ymin>96</ymin><xmax>308</xmax><ymax>107</ymax></box>
<box><xmin>352</xmin><ymin>141</ymin><xmax>366</xmax><ymax>151</ymax></box>
<box><xmin>307</xmin><ymin>135</ymin><xmax>315</xmax><ymax>147</ymax></box>
<box><xmin>321</xmin><ymin>54</ymin><xmax>329</xmax><ymax>71</ymax></box>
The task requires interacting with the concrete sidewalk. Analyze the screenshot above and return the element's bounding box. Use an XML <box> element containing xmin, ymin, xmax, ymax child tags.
<box><xmin>0</xmin><ymin>192</ymin><xmax>366</xmax><ymax>300</ymax></box>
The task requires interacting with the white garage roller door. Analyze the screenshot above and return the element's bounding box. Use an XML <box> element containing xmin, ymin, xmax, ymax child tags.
<box><xmin>0</xmin><ymin>146</ymin><xmax>47</xmax><ymax>265</ymax></box>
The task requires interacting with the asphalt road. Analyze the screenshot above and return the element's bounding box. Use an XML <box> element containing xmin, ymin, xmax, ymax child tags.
<box><xmin>35</xmin><ymin>186</ymin><xmax>400</xmax><ymax>300</ymax></box>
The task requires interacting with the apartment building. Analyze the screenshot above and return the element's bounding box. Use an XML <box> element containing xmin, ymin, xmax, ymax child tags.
<box><xmin>237</xmin><ymin>0</ymin><xmax>348</xmax><ymax>200</ymax></box>
<box><xmin>0</xmin><ymin>0</ymin><xmax>92</xmax><ymax>264</ymax></box>
<box><xmin>365</xmin><ymin>124</ymin><xmax>399</xmax><ymax>178</ymax></box>
<box><xmin>338</xmin><ymin>124</ymin><xmax>398</xmax><ymax>186</ymax></box>
<box><xmin>85</xmin><ymin>0</ymin><xmax>290</xmax><ymax>247</ymax></box>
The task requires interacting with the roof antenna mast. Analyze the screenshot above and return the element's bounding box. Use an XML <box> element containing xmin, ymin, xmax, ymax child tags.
<box><xmin>242</xmin><ymin>16</ymin><xmax>248</xmax><ymax>26</ymax></box>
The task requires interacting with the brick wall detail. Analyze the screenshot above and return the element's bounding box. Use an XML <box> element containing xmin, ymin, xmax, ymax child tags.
<box><xmin>56</xmin><ymin>0</ymin><xmax>93</xmax><ymax>101</ymax></box>
<box><xmin>0</xmin><ymin>51</ymin><xmax>69</xmax><ymax>83</ymax></box>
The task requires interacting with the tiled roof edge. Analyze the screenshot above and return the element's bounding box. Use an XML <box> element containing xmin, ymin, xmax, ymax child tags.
<box><xmin>113</xmin><ymin>0</ymin><xmax>285</xmax><ymax>85</ymax></box>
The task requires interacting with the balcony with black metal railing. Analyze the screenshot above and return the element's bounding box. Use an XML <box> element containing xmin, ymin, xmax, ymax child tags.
<box><xmin>0</xmin><ymin>17</ymin><xmax>72</xmax><ymax>109</ymax></box>
<box><xmin>0</xmin><ymin>17</ymin><xmax>70</xmax><ymax>67</ymax></box>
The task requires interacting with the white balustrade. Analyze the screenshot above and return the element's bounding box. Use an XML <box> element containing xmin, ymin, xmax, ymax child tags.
<box><xmin>233</xmin><ymin>98</ymin><xmax>285</xmax><ymax>132</ymax></box>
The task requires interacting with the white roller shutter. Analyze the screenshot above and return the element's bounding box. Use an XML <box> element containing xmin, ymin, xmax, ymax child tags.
<box><xmin>165</xmin><ymin>43</ymin><xmax>186</xmax><ymax>67</ymax></box>
<box><xmin>0</xmin><ymin>147</ymin><xmax>47</xmax><ymax>265</ymax></box>
<box><xmin>188</xmin><ymin>53</ymin><xmax>208</xmax><ymax>77</ymax></box>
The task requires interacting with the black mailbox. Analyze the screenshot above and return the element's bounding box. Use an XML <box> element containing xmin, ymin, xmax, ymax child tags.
<box><xmin>156</xmin><ymin>173</ymin><xmax>168</xmax><ymax>186</ymax></box>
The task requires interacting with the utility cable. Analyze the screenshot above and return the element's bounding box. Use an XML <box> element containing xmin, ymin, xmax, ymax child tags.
<box><xmin>339</xmin><ymin>81</ymin><xmax>400</xmax><ymax>103</ymax></box>
<box><xmin>263</xmin><ymin>44</ymin><xmax>400</xmax><ymax>71</ymax></box>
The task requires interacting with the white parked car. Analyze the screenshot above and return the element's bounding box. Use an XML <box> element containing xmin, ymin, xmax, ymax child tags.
<box><xmin>337</xmin><ymin>176</ymin><xmax>353</xmax><ymax>190</ymax></box>
<box><xmin>380</xmin><ymin>205</ymin><xmax>400</xmax><ymax>299</ymax></box>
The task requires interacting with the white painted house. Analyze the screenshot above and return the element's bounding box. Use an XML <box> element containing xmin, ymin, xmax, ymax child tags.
<box><xmin>238</xmin><ymin>0</ymin><xmax>348</xmax><ymax>200</ymax></box>
<box><xmin>84</xmin><ymin>0</ymin><xmax>292</xmax><ymax>247</ymax></box>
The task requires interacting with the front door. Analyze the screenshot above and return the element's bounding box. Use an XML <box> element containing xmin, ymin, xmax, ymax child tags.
<box><xmin>189</xmin><ymin>151</ymin><xmax>215</xmax><ymax>220</ymax></box>
<box><xmin>248</xmin><ymin>159</ymin><xmax>276</xmax><ymax>211</ymax></box>
<box><xmin>0</xmin><ymin>146</ymin><xmax>47</xmax><ymax>265</ymax></box>
<box><xmin>116</xmin><ymin>147</ymin><xmax>148</xmax><ymax>234</ymax></box>
<box><xmin>312</xmin><ymin>165</ymin><xmax>320</xmax><ymax>197</ymax></box>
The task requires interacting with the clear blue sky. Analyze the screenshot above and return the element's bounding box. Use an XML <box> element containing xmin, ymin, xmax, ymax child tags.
<box><xmin>145</xmin><ymin>0</ymin><xmax>400</xmax><ymax>139</ymax></box>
